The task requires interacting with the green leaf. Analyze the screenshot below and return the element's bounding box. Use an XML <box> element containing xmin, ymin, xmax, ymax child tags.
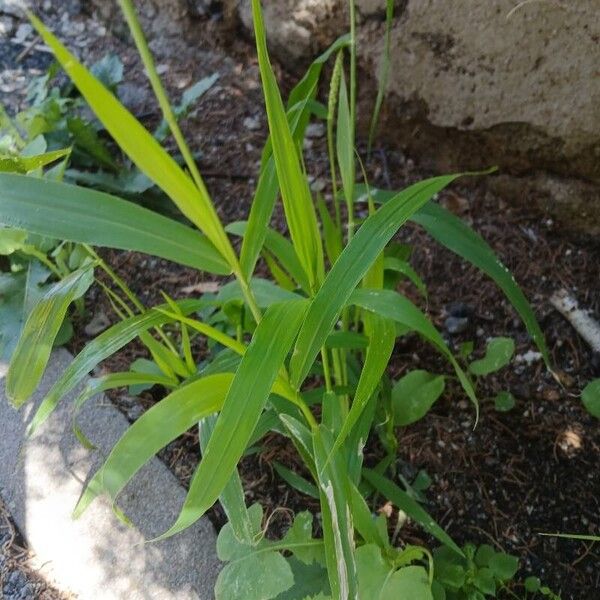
<box><xmin>336</xmin><ymin>69</ymin><xmax>354</xmax><ymax>209</ymax></box>
<box><xmin>330</xmin><ymin>314</ymin><xmax>395</xmax><ymax>457</ymax></box>
<box><xmin>74</xmin><ymin>371</ymin><xmax>176</xmax><ymax>413</ymax></box>
<box><xmin>28</xmin><ymin>299</ymin><xmax>205</xmax><ymax>433</ymax></box>
<box><xmin>494</xmin><ymin>391</ymin><xmax>516</xmax><ymax>412</ymax></box>
<box><xmin>217</xmin><ymin>539</ymin><xmax>294</xmax><ymax>599</ymax></box>
<box><xmin>356</xmin><ymin>545</ymin><xmax>432</xmax><ymax>600</ymax></box>
<box><xmin>582</xmin><ymin>379</ymin><xmax>600</xmax><ymax>418</ymax></box>
<box><xmin>350</xmin><ymin>289</ymin><xmax>477</xmax><ymax>413</ymax></box>
<box><xmin>73</xmin><ymin>373</ymin><xmax>233</xmax><ymax>518</ymax></box>
<box><xmin>392</xmin><ymin>370</ymin><xmax>445</xmax><ymax>426</ymax></box>
<box><xmin>228</xmin><ymin>221</ymin><xmax>310</xmax><ymax>292</ymax></box>
<box><xmin>291</xmin><ymin>175</ymin><xmax>463</xmax><ymax>389</ymax></box>
<box><xmin>0</xmin><ymin>148</ymin><xmax>71</xmax><ymax>173</ymax></box>
<box><xmin>383</xmin><ymin>257</ymin><xmax>427</xmax><ymax>297</ymax></box>
<box><xmin>281</xmin><ymin>511</ymin><xmax>325</xmax><ymax>565</ymax></box>
<box><xmin>158</xmin><ymin>300</ymin><xmax>308</xmax><ymax>539</ymax></box>
<box><xmin>67</xmin><ymin>116</ymin><xmax>117</xmax><ymax>170</ymax></box>
<box><xmin>473</xmin><ymin>568</ymin><xmax>496</xmax><ymax>595</ymax></box>
<box><xmin>7</xmin><ymin>266</ymin><xmax>93</xmax><ymax>407</ymax></box>
<box><xmin>276</xmin><ymin>558</ymin><xmax>330</xmax><ymax>600</ymax></box>
<box><xmin>349</xmin><ymin>483</ymin><xmax>389</xmax><ymax>549</ymax></box>
<box><xmin>274</xmin><ymin>462</ymin><xmax>319</xmax><ymax>499</ymax></box>
<box><xmin>199</xmin><ymin>414</ymin><xmax>255</xmax><ymax>545</ymax></box>
<box><xmin>251</xmin><ymin>0</ymin><xmax>324</xmax><ymax>291</ymax></box>
<box><xmin>0</xmin><ymin>228</ymin><xmax>28</xmax><ymax>255</ymax></box>
<box><xmin>488</xmin><ymin>552</ymin><xmax>519</xmax><ymax>581</ymax></box>
<box><xmin>469</xmin><ymin>337</ymin><xmax>515</xmax><ymax>376</ymax></box>
<box><xmin>313</xmin><ymin>426</ymin><xmax>358</xmax><ymax>600</ymax></box>
<box><xmin>91</xmin><ymin>52</ymin><xmax>124</xmax><ymax>89</ymax></box>
<box><xmin>525</xmin><ymin>576</ymin><xmax>541</xmax><ymax>593</ymax></box>
<box><xmin>29</xmin><ymin>13</ymin><xmax>236</xmax><ymax>268</ymax></box>
<box><xmin>356</xmin><ymin>185</ymin><xmax>549</xmax><ymax>368</ymax></box>
<box><xmin>363</xmin><ymin>469</ymin><xmax>463</xmax><ymax>556</ymax></box>
<box><xmin>215</xmin><ymin>506</ymin><xmax>325</xmax><ymax>600</ymax></box>
<box><xmin>0</xmin><ymin>173</ymin><xmax>231</xmax><ymax>275</ymax></box>
<box><xmin>0</xmin><ymin>262</ymin><xmax>51</xmax><ymax>360</ymax></box>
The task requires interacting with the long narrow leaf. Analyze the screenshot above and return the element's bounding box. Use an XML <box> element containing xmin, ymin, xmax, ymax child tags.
<box><xmin>290</xmin><ymin>175</ymin><xmax>462</xmax><ymax>388</ymax></box>
<box><xmin>313</xmin><ymin>426</ymin><xmax>358</xmax><ymax>600</ymax></box>
<box><xmin>199</xmin><ymin>414</ymin><xmax>255</xmax><ymax>544</ymax></box>
<box><xmin>363</xmin><ymin>468</ymin><xmax>463</xmax><ymax>556</ymax></box>
<box><xmin>29</xmin><ymin>13</ymin><xmax>236</xmax><ymax>268</ymax></box>
<box><xmin>350</xmin><ymin>288</ymin><xmax>477</xmax><ymax>412</ymax></box>
<box><xmin>251</xmin><ymin>0</ymin><xmax>324</xmax><ymax>291</ymax></box>
<box><xmin>0</xmin><ymin>173</ymin><xmax>230</xmax><ymax>274</ymax></box>
<box><xmin>413</xmin><ymin>202</ymin><xmax>550</xmax><ymax>367</ymax></box>
<box><xmin>156</xmin><ymin>299</ymin><xmax>308</xmax><ymax>539</ymax></box>
<box><xmin>356</xmin><ymin>183</ymin><xmax>549</xmax><ymax>367</ymax></box>
<box><xmin>330</xmin><ymin>314</ymin><xmax>395</xmax><ymax>458</ymax></box>
<box><xmin>28</xmin><ymin>300</ymin><xmax>205</xmax><ymax>434</ymax></box>
<box><xmin>7</xmin><ymin>266</ymin><xmax>93</xmax><ymax>407</ymax></box>
<box><xmin>74</xmin><ymin>373</ymin><xmax>233</xmax><ymax>517</ymax></box>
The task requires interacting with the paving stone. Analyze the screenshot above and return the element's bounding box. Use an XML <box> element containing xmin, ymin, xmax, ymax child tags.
<box><xmin>0</xmin><ymin>349</ymin><xmax>221</xmax><ymax>600</ymax></box>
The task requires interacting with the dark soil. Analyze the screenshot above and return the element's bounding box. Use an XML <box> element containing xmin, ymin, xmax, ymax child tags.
<box><xmin>4</xmin><ymin>2</ymin><xmax>599</xmax><ymax>599</ymax></box>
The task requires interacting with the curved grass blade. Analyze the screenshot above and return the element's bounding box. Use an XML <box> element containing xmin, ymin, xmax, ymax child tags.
<box><xmin>199</xmin><ymin>414</ymin><xmax>255</xmax><ymax>545</ymax></box>
<box><xmin>356</xmin><ymin>182</ymin><xmax>549</xmax><ymax>367</ymax></box>
<box><xmin>363</xmin><ymin>468</ymin><xmax>463</xmax><ymax>556</ymax></box>
<box><xmin>0</xmin><ymin>173</ymin><xmax>231</xmax><ymax>274</ymax></box>
<box><xmin>29</xmin><ymin>13</ymin><xmax>237</xmax><ymax>268</ymax></box>
<box><xmin>156</xmin><ymin>299</ymin><xmax>308</xmax><ymax>539</ymax></box>
<box><xmin>367</xmin><ymin>0</ymin><xmax>394</xmax><ymax>154</ymax></box>
<box><xmin>412</xmin><ymin>202</ymin><xmax>550</xmax><ymax>367</ymax></box>
<box><xmin>28</xmin><ymin>299</ymin><xmax>205</xmax><ymax>434</ymax></box>
<box><xmin>73</xmin><ymin>373</ymin><xmax>234</xmax><ymax>517</ymax></box>
<box><xmin>7</xmin><ymin>266</ymin><xmax>93</xmax><ymax>407</ymax></box>
<box><xmin>251</xmin><ymin>0</ymin><xmax>324</xmax><ymax>291</ymax></box>
<box><xmin>274</xmin><ymin>462</ymin><xmax>319</xmax><ymax>499</ymax></box>
<box><xmin>328</xmin><ymin>314</ymin><xmax>395</xmax><ymax>460</ymax></box>
<box><xmin>290</xmin><ymin>174</ymin><xmax>462</xmax><ymax>388</ymax></box>
<box><xmin>239</xmin><ymin>34</ymin><xmax>349</xmax><ymax>280</ymax></box>
<box><xmin>74</xmin><ymin>371</ymin><xmax>177</xmax><ymax>413</ymax></box>
<box><xmin>350</xmin><ymin>288</ymin><xmax>477</xmax><ymax>413</ymax></box>
<box><xmin>313</xmin><ymin>426</ymin><xmax>358</xmax><ymax>600</ymax></box>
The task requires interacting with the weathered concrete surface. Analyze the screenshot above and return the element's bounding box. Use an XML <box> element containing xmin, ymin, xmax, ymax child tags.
<box><xmin>0</xmin><ymin>349</ymin><xmax>221</xmax><ymax>600</ymax></box>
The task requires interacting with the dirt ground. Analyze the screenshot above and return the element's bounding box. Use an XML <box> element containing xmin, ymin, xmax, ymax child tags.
<box><xmin>3</xmin><ymin>1</ymin><xmax>600</xmax><ymax>599</ymax></box>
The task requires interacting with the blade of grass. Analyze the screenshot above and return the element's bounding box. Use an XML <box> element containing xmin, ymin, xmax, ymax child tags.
<box><xmin>367</xmin><ymin>0</ymin><xmax>394</xmax><ymax>154</ymax></box>
<box><xmin>155</xmin><ymin>299</ymin><xmax>308</xmax><ymax>539</ymax></box>
<box><xmin>0</xmin><ymin>173</ymin><xmax>231</xmax><ymax>275</ymax></box>
<box><xmin>354</xmin><ymin>181</ymin><xmax>549</xmax><ymax>367</ymax></box>
<box><xmin>290</xmin><ymin>174</ymin><xmax>464</xmax><ymax>389</ymax></box>
<box><xmin>28</xmin><ymin>299</ymin><xmax>206</xmax><ymax>434</ymax></box>
<box><xmin>73</xmin><ymin>373</ymin><xmax>234</xmax><ymax>517</ymax></box>
<box><xmin>350</xmin><ymin>288</ymin><xmax>477</xmax><ymax>415</ymax></box>
<box><xmin>251</xmin><ymin>0</ymin><xmax>324</xmax><ymax>292</ymax></box>
<box><xmin>7</xmin><ymin>266</ymin><xmax>93</xmax><ymax>407</ymax></box>
<box><xmin>363</xmin><ymin>468</ymin><xmax>463</xmax><ymax>556</ymax></box>
<box><xmin>314</xmin><ymin>425</ymin><xmax>358</xmax><ymax>600</ymax></box>
<box><xmin>29</xmin><ymin>13</ymin><xmax>237</xmax><ymax>269</ymax></box>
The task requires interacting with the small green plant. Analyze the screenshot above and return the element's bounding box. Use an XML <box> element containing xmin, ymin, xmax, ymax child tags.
<box><xmin>0</xmin><ymin>1</ymin><xmax>553</xmax><ymax>598</ymax></box>
<box><xmin>432</xmin><ymin>543</ymin><xmax>560</xmax><ymax>600</ymax></box>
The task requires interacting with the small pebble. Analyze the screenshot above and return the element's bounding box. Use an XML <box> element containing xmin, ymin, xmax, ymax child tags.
<box><xmin>445</xmin><ymin>316</ymin><xmax>469</xmax><ymax>334</ymax></box>
<box><xmin>243</xmin><ymin>116</ymin><xmax>261</xmax><ymax>131</ymax></box>
<box><xmin>305</xmin><ymin>122</ymin><xmax>325</xmax><ymax>138</ymax></box>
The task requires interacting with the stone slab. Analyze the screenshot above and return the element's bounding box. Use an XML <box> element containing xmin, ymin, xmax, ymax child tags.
<box><xmin>0</xmin><ymin>349</ymin><xmax>221</xmax><ymax>599</ymax></box>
